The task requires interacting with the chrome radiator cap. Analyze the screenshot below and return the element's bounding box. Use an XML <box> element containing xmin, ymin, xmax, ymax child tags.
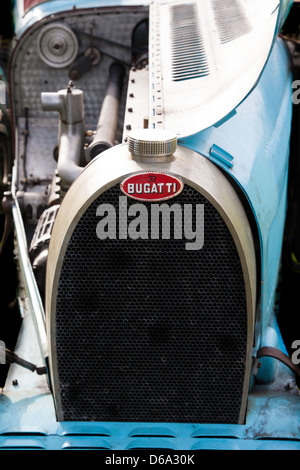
<box><xmin>127</xmin><ymin>129</ymin><xmax>177</xmax><ymax>158</ymax></box>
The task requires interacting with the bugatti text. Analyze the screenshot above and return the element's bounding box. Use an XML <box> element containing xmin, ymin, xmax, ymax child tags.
<box><xmin>96</xmin><ymin>196</ymin><xmax>204</xmax><ymax>251</ymax></box>
<box><xmin>126</xmin><ymin>181</ymin><xmax>178</xmax><ymax>195</ymax></box>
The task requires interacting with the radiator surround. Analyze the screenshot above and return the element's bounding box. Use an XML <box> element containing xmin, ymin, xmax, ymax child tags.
<box><xmin>46</xmin><ymin>143</ymin><xmax>257</xmax><ymax>424</ymax></box>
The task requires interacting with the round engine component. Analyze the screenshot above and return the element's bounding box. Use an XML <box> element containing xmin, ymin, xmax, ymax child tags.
<box><xmin>37</xmin><ymin>23</ymin><xmax>78</xmax><ymax>68</ymax></box>
<box><xmin>84</xmin><ymin>47</ymin><xmax>102</xmax><ymax>66</ymax></box>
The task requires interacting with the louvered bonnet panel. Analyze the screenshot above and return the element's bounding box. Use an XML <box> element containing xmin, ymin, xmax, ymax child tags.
<box><xmin>149</xmin><ymin>0</ymin><xmax>281</xmax><ymax>135</ymax></box>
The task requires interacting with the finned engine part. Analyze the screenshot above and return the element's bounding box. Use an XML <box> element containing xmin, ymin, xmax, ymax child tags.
<box><xmin>86</xmin><ymin>62</ymin><xmax>125</xmax><ymax>160</ymax></box>
<box><xmin>29</xmin><ymin>204</ymin><xmax>60</xmax><ymax>302</ymax></box>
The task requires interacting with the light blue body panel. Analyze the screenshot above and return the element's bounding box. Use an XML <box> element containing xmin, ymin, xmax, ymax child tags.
<box><xmin>0</xmin><ymin>378</ymin><xmax>299</xmax><ymax>449</ymax></box>
<box><xmin>13</xmin><ymin>0</ymin><xmax>151</xmax><ymax>37</ymax></box>
<box><xmin>179</xmin><ymin>37</ymin><xmax>293</xmax><ymax>339</ymax></box>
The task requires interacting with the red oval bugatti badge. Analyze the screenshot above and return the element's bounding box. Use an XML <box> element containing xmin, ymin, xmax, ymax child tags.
<box><xmin>120</xmin><ymin>172</ymin><xmax>184</xmax><ymax>202</ymax></box>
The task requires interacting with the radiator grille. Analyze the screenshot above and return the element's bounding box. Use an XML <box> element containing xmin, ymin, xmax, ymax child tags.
<box><xmin>55</xmin><ymin>183</ymin><xmax>247</xmax><ymax>423</ymax></box>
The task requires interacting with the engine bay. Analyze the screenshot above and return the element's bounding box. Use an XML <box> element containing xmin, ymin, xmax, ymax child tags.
<box><xmin>8</xmin><ymin>8</ymin><xmax>149</xmax><ymax>297</ymax></box>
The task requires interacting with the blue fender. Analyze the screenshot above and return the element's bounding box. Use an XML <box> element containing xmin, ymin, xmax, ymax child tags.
<box><xmin>179</xmin><ymin>37</ymin><xmax>293</xmax><ymax>340</ymax></box>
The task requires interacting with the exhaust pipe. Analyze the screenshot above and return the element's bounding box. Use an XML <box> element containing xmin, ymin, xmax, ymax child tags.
<box><xmin>86</xmin><ymin>62</ymin><xmax>125</xmax><ymax>160</ymax></box>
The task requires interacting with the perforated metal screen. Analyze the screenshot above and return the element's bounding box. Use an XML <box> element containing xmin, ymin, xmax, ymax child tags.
<box><xmin>55</xmin><ymin>183</ymin><xmax>247</xmax><ymax>423</ymax></box>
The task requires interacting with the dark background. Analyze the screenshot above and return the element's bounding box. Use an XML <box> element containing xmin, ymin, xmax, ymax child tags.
<box><xmin>0</xmin><ymin>1</ymin><xmax>13</xmax><ymax>39</ymax></box>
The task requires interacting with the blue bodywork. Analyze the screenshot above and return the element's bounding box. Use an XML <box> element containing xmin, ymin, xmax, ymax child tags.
<box><xmin>180</xmin><ymin>37</ymin><xmax>293</xmax><ymax>341</ymax></box>
<box><xmin>0</xmin><ymin>0</ymin><xmax>299</xmax><ymax>451</ymax></box>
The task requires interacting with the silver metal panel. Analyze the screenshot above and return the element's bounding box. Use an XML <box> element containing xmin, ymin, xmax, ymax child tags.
<box><xmin>11</xmin><ymin>8</ymin><xmax>148</xmax><ymax>126</ymax></box>
<box><xmin>122</xmin><ymin>67</ymin><xmax>149</xmax><ymax>139</ymax></box>
<box><xmin>17</xmin><ymin>117</ymin><xmax>58</xmax><ymax>183</ymax></box>
<box><xmin>149</xmin><ymin>0</ymin><xmax>280</xmax><ymax>136</ymax></box>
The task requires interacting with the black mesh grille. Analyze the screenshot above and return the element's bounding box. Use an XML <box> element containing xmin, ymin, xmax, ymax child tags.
<box><xmin>55</xmin><ymin>183</ymin><xmax>247</xmax><ymax>423</ymax></box>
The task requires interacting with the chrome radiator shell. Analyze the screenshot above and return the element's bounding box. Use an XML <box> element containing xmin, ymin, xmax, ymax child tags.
<box><xmin>46</xmin><ymin>143</ymin><xmax>257</xmax><ymax>424</ymax></box>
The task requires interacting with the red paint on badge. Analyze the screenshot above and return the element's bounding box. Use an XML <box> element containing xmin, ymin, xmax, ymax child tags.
<box><xmin>24</xmin><ymin>0</ymin><xmax>50</xmax><ymax>13</ymax></box>
<box><xmin>120</xmin><ymin>172</ymin><xmax>184</xmax><ymax>202</ymax></box>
